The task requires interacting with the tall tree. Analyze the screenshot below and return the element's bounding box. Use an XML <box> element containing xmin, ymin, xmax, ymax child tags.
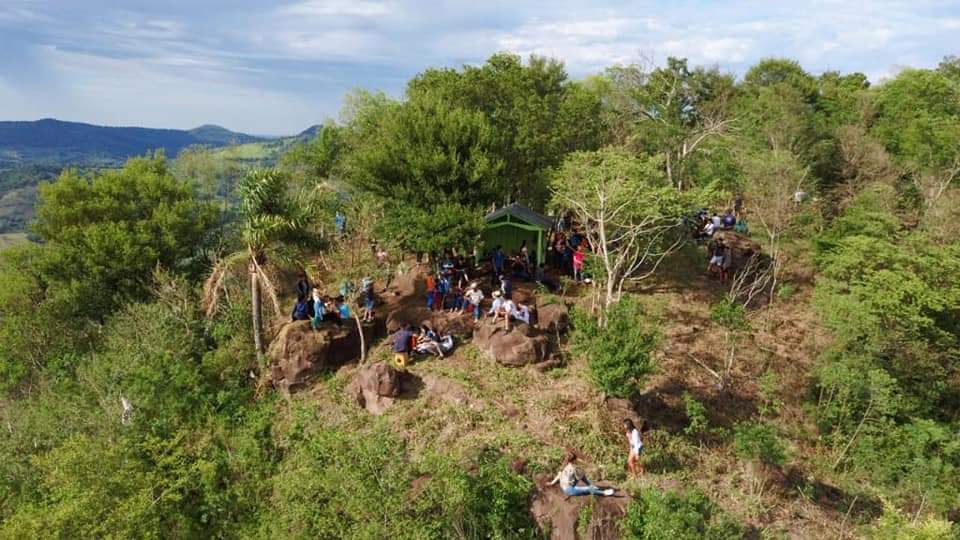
<box><xmin>203</xmin><ymin>169</ymin><xmax>320</xmax><ymax>362</ymax></box>
<box><xmin>602</xmin><ymin>57</ymin><xmax>736</xmax><ymax>190</ymax></box>
<box><xmin>550</xmin><ymin>147</ymin><xmax>712</xmax><ymax>321</ymax></box>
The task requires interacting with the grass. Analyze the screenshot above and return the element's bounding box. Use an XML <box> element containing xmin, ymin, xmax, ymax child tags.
<box><xmin>0</xmin><ymin>232</ymin><xmax>28</xmax><ymax>250</ymax></box>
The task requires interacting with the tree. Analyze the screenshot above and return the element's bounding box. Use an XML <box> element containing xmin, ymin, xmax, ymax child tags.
<box><xmin>32</xmin><ymin>153</ymin><xmax>217</xmax><ymax>314</ymax></box>
<box><xmin>602</xmin><ymin>57</ymin><xmax>735</xmax><ymax>190</ymax></box>
<box><xmin>342</xmin><ymin>92</ymin><xmax>504</xmax><ymax>208</ymax></box>
<box><xmin>737</xmin><ymin>149</ymin><xmax>811</xmax><ymax>302</ymax></box>
<box><xmin>570</xmin><ymin>296</ymin><xmax>660</xmax><ymax>398</ymax></box>
<box><xmin>408</xmin><ymin>52</ymin><xmax>604</xmax><ymax>205</ymax></box>
<box><xmin>279</xmin><ymin>123</ymin><xmax>345</xmax><ymax>186</ymax></box>
<box><xmin>203</xmin><ymin>169</ymin><xmax>320</xmax><ymax>363</ymax></box>
<box><xmin>550</xmin><ymin>147</ymin><xmax>712</xmax><ymax>318</ymax></box>
<box><xmin>871</xmin><ymin>69</ymin><xmax>960</xmax><ymax>211</ymax></box>
<box><xmin>374</xmin><ymin>202</ymin><xmax>484</xmax><ymax>259</ymax></box>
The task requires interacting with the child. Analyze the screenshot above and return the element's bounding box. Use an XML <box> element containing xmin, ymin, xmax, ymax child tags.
<box><xmin>572</xmin><ymin>245</ymin><xmax>585</xmax><ymax>283</ymax></box>
<box><xmin>623</xmin><ymin>419</ymin><xmax>646</xmax><ymax>478</ymax></box>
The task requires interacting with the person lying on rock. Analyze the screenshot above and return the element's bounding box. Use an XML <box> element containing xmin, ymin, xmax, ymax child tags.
<box><xmin>548</xmin><ymin>452</ymin><xmax>615</xmax><ymax>497</ymax></box>
<box><xmin>415</xmin><ymin>324</ymin><xmax>446</xmax><ymax>358</ymax></box>
<box><xmin>510</xmin><ymin>303</ymin><xmax>532</xmax><ymax>326</ymax></box>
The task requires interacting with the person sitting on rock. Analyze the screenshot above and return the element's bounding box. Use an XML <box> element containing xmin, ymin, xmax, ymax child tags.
<box><xmin>310</xmin><ymin>288</ymin><xmax>326</xmax><ymax>330</ymax></box>
<box><xmin>498</xmin><ymin>299</ymin><xmax>515</xmax><ymax>331</ymax></box>
<box><xmin>548</xmin><ymin>452</ymin><xmax>615</xmax><ymax>498</ymax></box>
<box><xmin>391</xmin><ymin>323</ymin><xmax>414</xmax><ymax>369</ymax></box>
<box><xmin>291</xmin><ymin>294</ymin><xmax>313</xmax><ymax>322</ymax></box>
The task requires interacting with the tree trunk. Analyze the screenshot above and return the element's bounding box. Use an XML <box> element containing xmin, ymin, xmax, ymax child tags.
<box><xmin>354</xmin><ymin>311</ymin><xmax>366</xmax><ymax>364</ymax></box>
<box><xmin>250</xmin><ymin>263</ymin><xmax>264</xmax><ymax>364</ymax></box>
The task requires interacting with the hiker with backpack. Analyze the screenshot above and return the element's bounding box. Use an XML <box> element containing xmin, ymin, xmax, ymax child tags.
<box><xmin>291</xmin><ymin>294</ymin><xmax>313</xmax><ymax>322</ymax></box>
<box><xmin>548</xmin><ymin>451</ymin><xmax>615</xmax><ymax>497</ymax></box>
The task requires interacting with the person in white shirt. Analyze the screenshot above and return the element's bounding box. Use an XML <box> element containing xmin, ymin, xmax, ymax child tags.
<box><xmin>511</xmin><ymin>303</ymin><xmax>532</xmax><ymax>325</ymax></box>
<box><xmin>465</xmin><ymin>283</ymin><xmax>485</xmax><ymax>322</ymax></box>
<box><xmin>548</xmin><ymin>452</ymin><xmax>615</xmax><ymax>497</ymax></box>
<box><xmin>488</xmin><ymin>291</ymin><xmax>514</xmax><ymax>330</ymax></box>
<box><xmin>623</xmin><ymin>419</ymin><xmax>646</xmax><ymax>478</ymax></box>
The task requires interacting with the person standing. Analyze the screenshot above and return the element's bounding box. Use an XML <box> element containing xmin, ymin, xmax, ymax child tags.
<box><xmin>572</xmin><ymin>245</ymin><xmax>585</xmax><ymax>283</ymax></box>
<box><xmin>465</xmin><ymin>283</ymin><xmax>485</xmax><ymax>323</ymax></box>
<box><xmin>623</xmin><ymin>419</ymin><xmax>646</xmax><ymax>478</ymax></box>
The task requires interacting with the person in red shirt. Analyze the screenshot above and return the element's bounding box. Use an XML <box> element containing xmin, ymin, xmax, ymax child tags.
<box><xmin>572</xmin><ymin>245</ymin><xmax>585</xmax><ymax>283</ymax></box>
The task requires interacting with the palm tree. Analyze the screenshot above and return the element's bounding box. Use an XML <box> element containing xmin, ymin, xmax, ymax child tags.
<box><xmin>202</xmin><ymin>169</ymin><xmax>319</xmax><ymax>363</ymax></box>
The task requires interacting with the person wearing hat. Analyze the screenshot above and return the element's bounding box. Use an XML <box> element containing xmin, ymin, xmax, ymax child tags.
<box><xmin>465</xmin><ymin>282</ymin><xmax>485</xmax><ymax>322</ymax></box>
<box><xmin>489</xmin><ymin>290</ymin><xmax>514</xmax><ymax>330</ymax></box>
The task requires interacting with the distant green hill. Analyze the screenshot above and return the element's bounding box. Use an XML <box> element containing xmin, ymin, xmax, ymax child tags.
<box><xmin>0</xmin><ymin>119</ymin><xmax>311</xmax><ymax>235</ymax></box>
<box><xmin>0</xmin><ymin>118</ymin><xmax>268</xmax><ymax>167</ymax></box>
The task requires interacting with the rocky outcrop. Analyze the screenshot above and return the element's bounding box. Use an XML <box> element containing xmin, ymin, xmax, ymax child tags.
<box><xmin>530</xmin><ymin>475</ymin><xmax>627</xmax><ymax>539</ymax></box>
<box><xmin>536</xmin><ymin>303</ymin><xmax>569</xmax><ymax>334</ymax></box>
<box><xmin>349</xmin><ymin>361</ymin><xmax>403</xmax><ymax>415</ymax></box>
<box><xmin>267</xmin><ymin>320</ymin><xmax>371</xmax><ymax>394</ymax></box>
<box><xmin>473</xmin><ymin>322</ymin><xmax>550</xmax><ymax>367</ymax></box>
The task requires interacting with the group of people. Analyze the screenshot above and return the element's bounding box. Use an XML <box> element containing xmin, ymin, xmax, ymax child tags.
<box><xmin>547</xmin><ymin>419</ymin><xmax>648</xmax><ymax>498</ymax></box>
<box><xmin>695</xmin><ymin>195</ymin><xmax>749</xmax><ymax>283</ymax></box>
<box><xmin>549</xmin><ymin>228</ymin><xmax>588</xmax><ymax>284</ymax></box>
<box><xmin>289</xmin><ymin>272</ymin><xmax>377</xmax><ymax>329</ymax></box>
<box><xmin>390</xmin><ymin>322</ymin><xmax>455</xmax><ymax>368</ymax></box>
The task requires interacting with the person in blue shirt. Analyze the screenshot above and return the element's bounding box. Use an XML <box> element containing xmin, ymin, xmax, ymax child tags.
<box><xmin>336</xmin><ymin>297</ymin><xmax>351</xmax><ymax>322</ymax></box>
<box><xmin>492</xmin><ymin>245</ymin><xmax>505</xmax><ymax>285</ymax></box>
<box><xmin>291</xmin><ymin>295</ymin><xmax>313</xmax><ymax>322</ymax></box>
<box><xmin>335</xmin><ymin>211</ymin><xmax>346</xmax><ymax>236</ymax></box>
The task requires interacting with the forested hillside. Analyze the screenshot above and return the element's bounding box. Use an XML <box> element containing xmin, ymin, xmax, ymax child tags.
<box><xmin>1</xmin><ymin>53</ymin><xmax>958</xmax><ymax>539</ymax></box>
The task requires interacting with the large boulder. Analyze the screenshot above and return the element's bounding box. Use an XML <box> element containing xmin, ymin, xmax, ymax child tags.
<box><xmin>267</xmin><ymin>320</ymin><xmax>368</xmax><ymax>394</ymax></box>
<box><xmin>536</xmin><ymin>303</ymin><xmax>569</xmax><ymax>334</ymax></box>
<box><xmin>473</xmin><ymin>322</ymin><xmax>550</xmax><ymax>367</ymax></box>
<box><xmin>349</xmin><ymin>361</ymin><xmax>402</xmax><ymax>415</ymax></box>
<box><xmin>530</xmin><ymin>475</ymin><xmax>627</xmax><ymax>539</ymax></box>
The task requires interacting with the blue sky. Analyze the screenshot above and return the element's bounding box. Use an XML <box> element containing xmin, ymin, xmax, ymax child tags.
<box><xmin>2</xmin><ymin>0</ymin><xmax>958</xmax><ymax>135</ymax></box>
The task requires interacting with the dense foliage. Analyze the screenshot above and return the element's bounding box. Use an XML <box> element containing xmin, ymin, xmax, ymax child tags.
<box><xmin>3</xmin><ymin>51</ymin><xmax>960</xmax><ymax>536</ymax></box>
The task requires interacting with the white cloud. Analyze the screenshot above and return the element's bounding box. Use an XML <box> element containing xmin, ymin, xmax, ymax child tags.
<box><xmin>277</xmin><ymin>0</ymin><xmax>392</xmax><ymax>18</ymax></box>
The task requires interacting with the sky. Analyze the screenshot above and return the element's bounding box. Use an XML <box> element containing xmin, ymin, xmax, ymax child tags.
<box><xmin>1</xmin><ymin>0</ymin><xmax>958</xmax><ymax>135</ymax></box>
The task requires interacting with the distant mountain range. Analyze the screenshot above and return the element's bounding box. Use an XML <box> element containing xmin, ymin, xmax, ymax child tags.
<box><xmin>0</xmin><ymin>118</ymin><xmax>272</xmax><ymax>167</ymax></box>
<box><xmin>0</xmin><ymin>118</ymin><xmax>320</xmax><ymax>238</ymax></box>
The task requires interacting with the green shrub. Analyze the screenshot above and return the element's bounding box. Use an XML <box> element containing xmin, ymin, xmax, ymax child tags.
<box><xmin>733</xmin><ymin>421</ymin><xmax>787</xmax><ymax>467</ymax></box>
<box><xmin>570</xmin><ymin>295</ymin><xmax>660</xmax><ymax>398</ymax></box>
<box><xmin>622</xmin><ymin>487</ymin><xmax>744</xmax><ymax>540</ymax></box>
<box><xmin>683</xmin><ymin>393</ymin><xmax>710</xmax><ymax>439</ymax></box>
<box><xmin>868</xmin><ymin>500</ymin><xmax>957</xmax><ymax>540</ymax></box>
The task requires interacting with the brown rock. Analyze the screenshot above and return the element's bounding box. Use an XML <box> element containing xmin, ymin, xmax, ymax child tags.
<box><xmin>536</xmin><ymin>303</ymin><xmax>569</xmax><ymax>334</ymax></box>
<box><xmin>349</xmin><ymin>361</ymin><xmax>403</xmax><ymax>415</ymax></box>
<box><xmin>267</xmin><ymin>320</ymin><xmax>369</xmax><ymax>394</ymax></box>
<box><xmin>473</xmin><ymin>322</ymin><xmax>550</xmax><ymax>367</ymax></box>
<box><xmin>530</xmin><ymin>474</ymin><xmax>628</xmax><ymax>539</ymax></box>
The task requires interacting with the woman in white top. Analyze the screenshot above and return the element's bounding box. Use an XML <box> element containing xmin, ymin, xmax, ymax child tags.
<box><xmin>623</xmin><ymin>419</ymin><xmax>646</xmax><ymax>478</ymax></box>
<box><xmin>547</xmin><ymin>452</ymin><xmax>614</xmax><ymax>497</ymax></box>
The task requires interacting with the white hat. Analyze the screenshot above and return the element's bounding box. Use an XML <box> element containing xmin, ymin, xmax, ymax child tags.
<box><xmin>492</xmin><ymin>290</ymin><xmax>502</xmax><ymax>298</ymax></box>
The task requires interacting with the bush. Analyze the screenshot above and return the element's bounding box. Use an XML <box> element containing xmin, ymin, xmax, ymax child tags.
<box><xmin>868</xmin><ymin>500</ymin><xmax>957</xmax><ymax>539</ymax></box>
<box><xmin>733</xmin><ymin>421</ymin><xmax>787</xmax><ymax>467</ymax></box>
<box><xmin>622</xmin><ymin>487</ymin><xmax>744</xmax><ymax>540</ymax></box>
<box><xmin>570</xmin><ymin>295</ymin><xmax>660</xmax><ymax>398</ymax></box>
<box><xmin>683</xmin><ymin>393</ymin><xmax>710</xmax><ymax>440</ymax></box>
